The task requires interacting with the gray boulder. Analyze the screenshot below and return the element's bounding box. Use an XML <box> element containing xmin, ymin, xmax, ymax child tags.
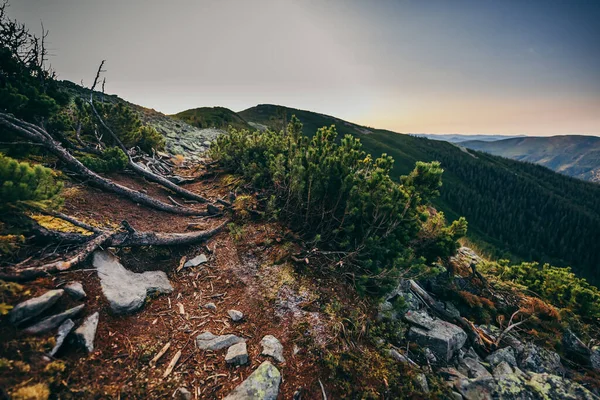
<box><xmin>485</xmin><ymin>347</ymin><xmax>517</xmax><ymax>367</ymax></box>
<box><xmin>9</xmin><ymin>289</ymin><xmax>64</xmax><ymax>325</ymax></box>
<box><xmin>492</xmin><ymin>361</ymin><xmax>514</xmax><ymax>378</ymax></box>
<box><xmin>183</xmin><ymin>254</ymin><xmax>207</xmax><ymax>268</ymax></box>
<box><xmin>223</xmin><ymin>361</ymin><xmax>281</xmax><ymax>400</ymax></box>
<box><xmin>591</xmin><ymin>346</ymin><xmax>600</xmax><ymax>371</ymax></box>
<box><xmin>73</xmin><ymin>312</ymin><xmax>99</xmax><ymax>353</ymax></box>
<box><xmin>260</xmin><ymin>335</ymin><xmax>285</xmax><ymax>363</ymax></box>
<box><xmin>196</xmin><ymin>331</ymin><xmax>244</xmax><ymax>351</ymax></box>
<box><xmin>64</xmin><ymin>281</ymin><xmax>86</xmax><ymax>300</ymax></box>
<box><xmin>228</xmin><ymin>309</ymin><xmax>244</xmax><ymax>322</ymax></box>
<box><xmin>225</xmin><ymin>342</ymin><xmax>248</xmax><ymax>365</ymax></box>
<box><xmin>49</xmin><ymin>319</ymin><xmax>75</xmax><ymax>357</ymax></box>
<box><xmin>93</xmin><ymin>250</ymin><xmax>173</xmax><ymax>315</ymax></box>
<box><xmin>458</xmin><ymin>357</ymin><xmax>492</xmax><ymax>379</ymax></box>
<box><xmin>406</xmin><ymin>311</ymin><xmax>467</xmax><ymax>362</ymax></box>
<box><xmin>23</xmin><ymin>304</ymin><xmax>84</xmax><ymax>335</ymax></box>
<box><xmin>518</xmin><ymin>343</ymin><xmax>564</xmax><ymax>375</ymax></box>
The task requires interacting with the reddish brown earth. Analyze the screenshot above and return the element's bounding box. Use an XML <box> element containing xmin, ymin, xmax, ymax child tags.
<box><xmin>0</xmin><ymin>171</ymin><xmax>360</xmax><ymax>399</ymax></box>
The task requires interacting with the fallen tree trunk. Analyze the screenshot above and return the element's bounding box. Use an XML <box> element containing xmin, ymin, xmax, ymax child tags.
<box><xmin>0</xmin><ymin>221</ymin><xmax>228</xmax><ymax>281</ymax></box>
<box><xmin>0</xmin><ymin>113</ymin><xmax>206</xmax><ymax>216</ymax></box>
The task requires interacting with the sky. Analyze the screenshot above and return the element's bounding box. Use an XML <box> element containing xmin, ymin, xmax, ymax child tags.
<box><xmin>7</xmin><ymin>0</ymin><xmax>600</xmax><ymax>136</ymax></box>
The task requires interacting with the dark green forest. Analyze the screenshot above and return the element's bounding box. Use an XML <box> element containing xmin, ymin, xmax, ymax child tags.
<box><xmin>239</xmin><ymin>105</ymin><xmax>600</xmax><ymax>285</ymax></box>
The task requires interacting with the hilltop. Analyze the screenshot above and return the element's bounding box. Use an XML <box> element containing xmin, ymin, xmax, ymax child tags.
<box><xmin>461</xmin><ymin>135</ymin><xmax>600</xmax><ymax>182</ymax></box>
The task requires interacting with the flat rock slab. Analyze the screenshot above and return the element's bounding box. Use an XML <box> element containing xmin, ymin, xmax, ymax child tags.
<box><xmin>196</xmin><ymin>331</ymin><xmax>244</xmax><ymax>351</ymax></box>
<box><xmin>64</xmin><ymin>281</ymin><xmax>86</xmax><ymax>300</ymax></box>
<box><xmin>93</xmin><ymin>251</ymin><xmax>173</xmax><ymax>315</ymax></box>
<box><xmin>225</xmin><ymin>342</ymin><xmax>249</xmax><ymax>365</ymax></box>
<box><xmin>49</xmin><ymin>319</ymin><xmax>75</xmax><ymax>357</ymax></box>
<box><xmin>260</xmin><ymin>335</ymin><xmax>285</xmax><ymax>363</ymax></box>
<box><xmin>223</xmin><ymin>361</ymin><xmax>281</xmax><ymax>400</ymax></box>
<box><xmin>23</xmin><ymin>304</ymin><xmax>84</xmax><ymax>335</ymax></box>
<box><xmin>184</xmin><ymin>254</ymin><xmax>207</xmax><ymax>268</ymax></box>
<box><xmin>9</xmin><ymin>289</ymin><xmax>64</xmax><ymax>325</ymax></box>
<box><xmin>74</xmin><ymin>312</ymin><xmax>99</xmax><ymax>353</ymax></box>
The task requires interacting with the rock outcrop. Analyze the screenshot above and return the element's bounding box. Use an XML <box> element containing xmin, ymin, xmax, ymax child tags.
<box><xmin>93</xmin><ymin>250</ymin><xmax>173</xmax><ymax>315</ymax></box>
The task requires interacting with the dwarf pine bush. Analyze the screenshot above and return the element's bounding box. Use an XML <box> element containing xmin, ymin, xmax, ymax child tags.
<box><xmin>210</xmin><ymin>117</ymin><xmax>466</xmax><ymax>295</ymax></box>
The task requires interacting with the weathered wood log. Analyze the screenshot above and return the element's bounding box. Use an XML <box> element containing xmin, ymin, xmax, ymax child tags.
<box><xmin>0</xmin><ymin>113</ymin><xmax>206</xmax><ymax>216</ymax></box>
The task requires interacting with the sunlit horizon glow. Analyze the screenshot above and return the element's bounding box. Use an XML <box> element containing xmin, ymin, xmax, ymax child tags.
<box><xmin>8</xmin><ymin>0</ymin><xmax>600</xmax><ymax>136</ymax></box>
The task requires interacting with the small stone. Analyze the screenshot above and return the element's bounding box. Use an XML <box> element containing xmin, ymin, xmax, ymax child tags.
<box><xmin>9</xmin><ymin>289</ymin><xmax>64</xmax><ymax>325</ymax></box>
<box><xmin>260</xmin><ymin>335</ymin><xmax>285</xmax><ymax>363</ymax></box>
<box><xmin>174</xmin><ymin>387</ymin><xmax>192</xmax><ymax>400</ymax></box>
<box><xmin>49</xmin><ymin>319</ymin><xmax>75</xmax><ymax>357</ymax></box>
<box><xmin>23</xmin><ymin>304</ymin><xmax>85</xmax><ymax>335</ymax></box>
<box><xmin>225</xmin><ymin>342</ymin><xmax>248</xmax><ymax>365</ymax></box>
<box><xmin>492</xmin><ymin>361</ymin><xmax>514</xmax><ymax>378</ymax></box>
<box><xmin>63</xmin><ymin>281</ymin><xmax>86</xmax><ymax>300</ymax></box>
<box><xmin>414</xmin><ymin>373</ymin><xmax>430</xmax><ymax>393</ymax></box>
<box><xmin>196</xmin><ymin>331</ymin><xmax>244</xmax><ymax>351</ymax></box>
<box><xmin>183</xmin><ymin>254</ymin><xmax>208</xmax><ymax>268</ymax></box>
<box><xmin>228</xmin><ymin>309</ymin><xmax>243</xmax><ymax>322</ymax></box>
<box><xmin>73</xmin><ymin>312</ymin><xmax>99</xmax><ymax>353</ymax></box>
<box><xmin>204</xmin><ymin>302</ymin><xmax>217</xmax><ymax>310</ymax></box>
<box><xmin>223</xmin><ymin>361</ymin><xmax>281</xmax><ymax>400</ymax></box>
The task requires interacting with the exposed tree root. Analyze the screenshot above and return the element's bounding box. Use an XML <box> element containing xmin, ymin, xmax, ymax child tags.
<box><xmin>0</xmin><ymin>220</ymin><xmax>228</xmax><ymax>282</ymax></box>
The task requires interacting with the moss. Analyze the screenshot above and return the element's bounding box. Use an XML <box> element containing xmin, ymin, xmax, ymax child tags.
<box><xmin>11</xmin><ymin>383</ymin><xmax>50</xmax><ymax>400</ymax></box>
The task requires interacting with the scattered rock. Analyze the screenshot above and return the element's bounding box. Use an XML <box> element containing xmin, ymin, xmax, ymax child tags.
<box><xmin>204</xmin><ymin>302</ymin><xmax>217</xmax><ymax>311</ymax></box>
<box><xmin>93</xmin><ymin>250</ymin><xmax>173</xmax><ymax>315</ymax></box>
<box><xmin>518</xmin><ymin>342</ymin><xmax>564</xmax><ymax>375</ymax></box>
<box><xmin>485</xmin><ymin>347</ymin><xmax>517</xmax><ymax>367</ymax></box>
<box><xmin>458</xmin><ymin>357</ymin><xmax>492</xmax><ymax>379</ymax></box>
<box><xmin>174</xmin><ymin>387</ymin><xmax>192</xmax><ymax>400</ymax></box>
<box><xmin>260</xmin><ymin>335</ymin><xmax>285</xmax><ymax>363</ymax></box>
<box><xmin>183</xmin><ymin>254</ymin><xmax>207</xmax><ymax>268</ymax></box>
<box><xmin>9</xmin><ymin>289</ymin><xmax>64</xmax><ymax>325</ymax></box>
<box><xmin>591</xmin><ymin>346</ymin><xmax>600</xmax><ymax>371</ymax></box>
<box><xmin>414</xmin><ymin>373</ymin><xmax>430</xmax><ymax>393</ymax></box>
<box><xmin>23</xmin><ymin>304</ymin><xmax>85</xmax><ymax>335</ymax></box>
<box><xmin>562</xmin><ymin>329</ymin><xmax>591</xmax><ymax>364</ymax></box>
<box><xmin>73</xmin><ymin>312</ymin><xmax>99</xmax><ymax>353</ymax></box>
<box><xmin>49</xmin><ymin>319</ymin><xmax>75</xmax><ymax>357</ymax></box>
<box><xmin>455</xmin><ymin>371</ymin><xmax>598</xmax><ymax>400</ymax></box>
<box><xmin>406</xmin><ymin>311</ymin><xmax>467</xmax><ymax>362</ymax></box>
<box><xmin>196</xmin><ymin>331</ymin><xmax>244</xmax><ymax>351</ymax></box>
<box><xmin>63</xmin><ymin>281</ymin><xmax>86</xmax><ymax>300</ymax></box>
<box><xmin>225</xmin><ymin>342</ymin><xmax>249</xmax><ymax>365</ymax></box>
<box><xmin>223</xmin><ymin>361</ymin><xmax>281</xmax><ymax>400</ymax></box>
<box><xmin>228</xmin><ymin>309</ymin><xmax>243</xmax><ymax>322</ymax></box>
<box><xmin>492</xmin><ymin>361</ymin><xmax>513</xmax><ymax>378</ymax></box>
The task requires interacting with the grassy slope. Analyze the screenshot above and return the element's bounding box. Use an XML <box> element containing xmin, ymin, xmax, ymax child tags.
<box><xmin>239</xmin><ymin>104</ymin><xmax>600</xmax><ymax>283</ymax></box>
<box><xmin>461</xmin><ymin>136</ymin><xmax>600</xmax><ymax>182</ymax></box>
<box><xmin>172</xmin><ymin>106</ymin><xmax>253</xmax><ymax>131</ymax></box>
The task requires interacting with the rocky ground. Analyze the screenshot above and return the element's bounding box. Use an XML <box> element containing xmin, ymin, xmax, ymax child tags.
<box><xmin>2</xmin><ymin>142</ymin><xmax>600</xmax><ymax>399</ymax></box>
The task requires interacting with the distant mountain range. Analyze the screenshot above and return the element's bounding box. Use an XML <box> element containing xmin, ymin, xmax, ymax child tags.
<box><xmin>461</xmin><ymin>135</ymin><xmax>600</xmax><ymax>183</ymax></box>
<box><xmin>413</xmin><ymin>133</ymin><xmax>526</xmax><ymax>143</ymax></box>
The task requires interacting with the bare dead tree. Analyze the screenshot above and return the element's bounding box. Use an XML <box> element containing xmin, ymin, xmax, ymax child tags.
<box><xmin>0</xmin><ymin>112</ymin><xmax>208</xmax><ymax>215</ymax></box>
<box><xmin>87</xmin><ymin>61</ymin><xmax>210</xmax><ymax>203</ymax></box>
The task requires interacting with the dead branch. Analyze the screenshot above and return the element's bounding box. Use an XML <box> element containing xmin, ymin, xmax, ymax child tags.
<box><xmin>0</xmin><ymin>112</ymin><xmax>206</xmax><ymax>216</ymax></box>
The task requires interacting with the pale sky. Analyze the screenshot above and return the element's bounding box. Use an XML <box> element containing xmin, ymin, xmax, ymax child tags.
<box><xmin>8</xmin><ymin>0</ymin><xmax>600</xmax><ymax>135</ymax></box>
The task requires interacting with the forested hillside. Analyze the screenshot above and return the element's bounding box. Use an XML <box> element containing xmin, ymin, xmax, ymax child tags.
<box><xmin>172</xmin><ymin>106</ymin><xmax>252</xmax><ymax>131</ymax></box>
<box><xmin>462</xmin><ymin>135</ymin><xmax>600</xmax><ymax>182</ymax></box>
<box><xmin>239</xmin><ymin>105</ymin><xmax>600</xmax><ymax>284</ymax></box>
